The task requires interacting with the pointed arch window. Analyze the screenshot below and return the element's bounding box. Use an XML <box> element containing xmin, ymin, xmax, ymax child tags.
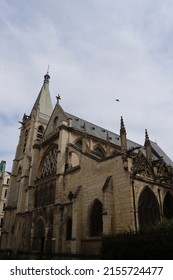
<box><xmin>92</xmin><ymin>145</ymin><xmax>105</xmax><ymax>158</ymax></box>
<box><xmin>40</xmin><ymin>146</ymin><xmax>58</xmax><ymax>179</ymax></box>
<box><xmin>138</xmin><ymin>186</ymin><xmax>160</xmax><ymax>227</ymax></box>
<box><xmin>163</xmin><ymin>191</ymin><xmax>173</xmax><ymax>219</ymax></box>
<box><xmin>74</xmin><ymin>139</ymin><xmax>82</xmax><ymax>150</ymax></box>
<box><xmin>34</xmin><ymin>184</ymin><xmax>55</xmax><ymax>208</ymax></box>
<box><xmin>89</xmin><ymin>199</ymin><xmax>103</xmax><ymax>237</ymax></box>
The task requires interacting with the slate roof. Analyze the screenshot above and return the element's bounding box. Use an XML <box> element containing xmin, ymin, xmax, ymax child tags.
<box><xmin>66</xmin><ymin>112</ymin><xmax>173</xmax><ymax>166</ymax></box>
<box><xmin>150</xmin><ymin>141</ymin><xmax>173</xmax><ymax>166</ymax></box>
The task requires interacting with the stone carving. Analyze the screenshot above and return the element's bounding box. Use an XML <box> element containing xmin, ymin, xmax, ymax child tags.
<box><xmin>40</xmin><ymin>146</ymin><xmax>58</xmax><ymax>178</ymax></box>
<box><xmin>131</xmin><ymin>151</ymin><xmax>154</xmax><ymax>179</ymax></box>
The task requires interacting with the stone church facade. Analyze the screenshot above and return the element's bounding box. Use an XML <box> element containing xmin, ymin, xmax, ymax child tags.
<box><xmin>1</xmin><ymin>73</ymin><xmax>173</xmax><ymax>257</ymax></box>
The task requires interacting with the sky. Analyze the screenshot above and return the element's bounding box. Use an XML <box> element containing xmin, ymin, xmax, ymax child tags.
<box><xmin>1</xmin><ymin>0</ymin><xmax>173</xmax><ymax>171</ymax></box>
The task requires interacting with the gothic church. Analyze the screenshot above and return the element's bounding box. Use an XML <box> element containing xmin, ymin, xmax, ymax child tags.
<box><xmin>1</xmin><ymin>73</ymin><xmax>173</xmax><ymax>258</ymax></box>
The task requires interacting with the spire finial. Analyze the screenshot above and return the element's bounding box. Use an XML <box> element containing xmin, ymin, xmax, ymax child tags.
<box><xmin>144</xmin><ymin>129</ymin><xmax>152</xmax><ymax>163</ymax></box>
<box><xmin>44</xmin><ymin>67</ymin><xmax>50</xmax><ymax>84</ymax></box>
<box><xmin>145</xmin><ymin>129</ymin><xmax>149</xmax><ymax>141</ymax></box>
<box><xmin>121</xmin><ymin>116</ymin><xmax>124</xmax><ymax>128</ymax></box>
<box><xmin>120</xmin><ymin>116</ymin><xmax>126</xmax><ymax>134</ymax></box>
<box><xmin>120</xmin><ymin>116</ymin><xmax>127</xmax><ymax>155</ymax></box>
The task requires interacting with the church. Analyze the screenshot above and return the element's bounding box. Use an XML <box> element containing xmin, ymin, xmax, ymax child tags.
<box><xmin>1</xmin><ymin>72</ymin><xmax>173</xmax><ymax>258</ymax></box>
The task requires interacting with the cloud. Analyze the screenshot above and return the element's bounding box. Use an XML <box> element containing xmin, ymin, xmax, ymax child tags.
<box><xmin>1</xmin><ymin>0</ymin><xmax>173</xmax><ymax>170</ymax></box>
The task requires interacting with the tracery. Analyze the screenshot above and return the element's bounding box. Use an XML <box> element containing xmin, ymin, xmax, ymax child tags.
<box><xmin>40</xmin><ymin>146</ymin><xmax>58</xmax><ymax>178</ymax></box>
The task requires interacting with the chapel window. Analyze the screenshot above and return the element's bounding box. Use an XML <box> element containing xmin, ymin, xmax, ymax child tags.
<box><xmin>34</xmin><ymin>184</ymin><xmax>55</xmax><ymax>208</ymax></box>
<box><xmin>74</xmin><ymin>139</ymin><xmax>82</xmax><ymax>149</ymax></box>
<box><xmin>40</xmin><ymin>146</ymin><xmax>58</xmax><ymax>179</ymax></box>
<box><xmin>89</xmin><ymin>199</ymin><xmax>103</xmax><ymax>237</ymax></box>
<box><xmin>92</xmin><ymin>145</ymin><xmax>105</xmax><ymax>158</ymax></box>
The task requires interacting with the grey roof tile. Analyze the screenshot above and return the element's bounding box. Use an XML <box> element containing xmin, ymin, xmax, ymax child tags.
<box><xmin>65</xmin><ymin>112</ymin><xmax>173</xmax><ymax>166</ymax></box>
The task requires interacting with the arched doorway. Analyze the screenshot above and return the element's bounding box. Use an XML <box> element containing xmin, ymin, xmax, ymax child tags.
<box><xmin>138</xmin><ymin>187</ymin><xmax>160</xmax><ymax>228</ymax></box>
<box><xmin>89</xmin><ymin>199</ymin><xmax>103</xmax><ymax>237</ymax></box>
<box><xmin>32</xmin><ymin>218</ymin><xmax>45</xmax><ymax>253</ymax></box>
<box><xmin>163</xmin><ymin>192</ymin><xmax>173</xmax><ymax>219</ymax></box>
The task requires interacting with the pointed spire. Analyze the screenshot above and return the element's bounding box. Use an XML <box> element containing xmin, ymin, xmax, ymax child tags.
<box><xmin>144</xmin><ymin>129</ymin><xmax>152</xmax><ymax>163</ymax></box>
<box><xmin>31</xmin><ymin>72</ymin><xmax>53</xmax><ymax>118</ymax></box>
<box><xmin>120</xmin><ymin>116</ymin><xmax>127</xmax><ymax>154</ymax></box>
<box><xmin>120</xmin><ymin>116</ymin><xmax>126</xmax><ymax>134</ymax></box>
<box><xmin>145</xmin><ymin>129</ymin><xmax>149</xmax><ymax>143</ymax></box>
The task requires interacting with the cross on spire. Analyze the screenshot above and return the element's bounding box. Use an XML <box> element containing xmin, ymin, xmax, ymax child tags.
<box><xmin>56</xmin><ymin>94</ymin><xmax>61</xmax><ymax>103</ymax></box>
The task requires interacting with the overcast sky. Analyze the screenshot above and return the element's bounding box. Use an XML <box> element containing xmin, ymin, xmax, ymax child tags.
<box><xmin>1</xmin><ymin>0</ymin><xmax>173</xmax><ymax>171</ymax></box>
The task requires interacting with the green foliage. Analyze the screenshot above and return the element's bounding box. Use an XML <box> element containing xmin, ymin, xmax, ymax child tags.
<box><xmin>140</xmin><ymin>218</ymin><xmax>173</xmax><ymax>233</ymax></box>
<box><xmin>101</xmin><ymin>219</ymin><xmax>173</xmax><ymax>259</ymax></box>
